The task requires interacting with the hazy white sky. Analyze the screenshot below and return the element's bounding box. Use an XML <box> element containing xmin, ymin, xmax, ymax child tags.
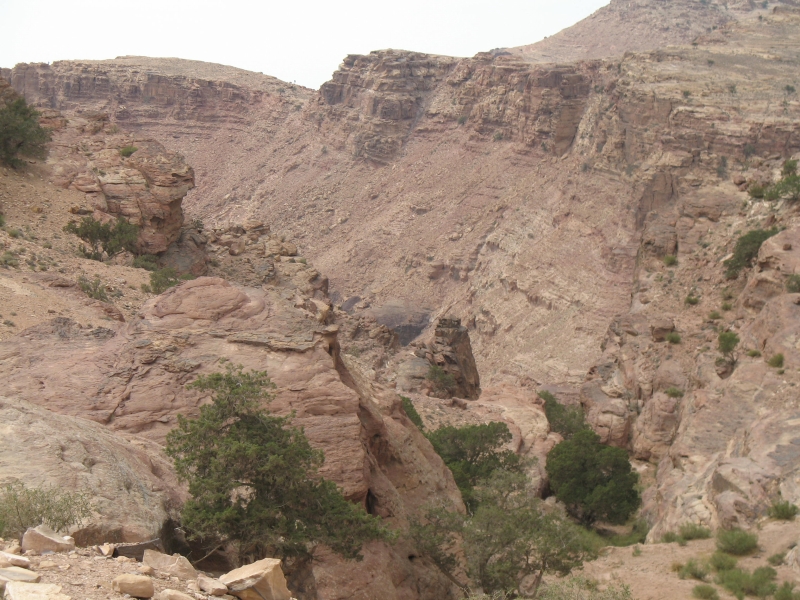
<box><xmin>0</xmin><ymin>0</ymin><xmax>609</xmax><ymax>89</ymax></box>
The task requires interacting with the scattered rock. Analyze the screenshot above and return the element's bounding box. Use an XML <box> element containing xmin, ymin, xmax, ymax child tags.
<box><xmin>21</xmin><ymin>526</ymin><xmax>75</xmax><ymax>554</ymax></box>
<box><xmin>198</xmin><ymin>575</ymin><xmax>228</xmax><ymax>596</ymax></box>
<box><xmin>219</xmin><ymin>558</ymin><xmax>291</xmax><ymax>600</ymax></box>
<box><xmin>155</xmin><ymin>590</ymin><xmax>194</xmax><ymax>600</ymax></box>
<box><xmin>111</xmin><ymin>573</ymin><xmax>154</xmax><ymax>598</ymax></box>
<box><xmin>0</xmin><ymin>566</ymin><xmax>41</xmax><ymax>591</ymax></box>
<box><xmin>3</xmin><ymin>582</ymin><xmax>71</xmax><ymax>600</ymax></box>
<box><xmin>142</xmin><ymin>550</ymin><xmax>197</xmax><ymax>581</ymax></box>
<box><xmin>0</xmin><ymin>552</ymin><xmax>31</xmax><ymax>568</ymax></box>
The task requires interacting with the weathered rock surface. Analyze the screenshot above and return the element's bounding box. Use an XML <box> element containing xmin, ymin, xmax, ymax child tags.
<box><xmin>3</xmin><ymin>582</ymin><xmax>71</xmax><ymax>600</ymax></box>
<box><xmin>0</xmin><ymin>566</ymin><xmax>41</xmax><ymax>591</ymax></box>
<box><xmin>197</xmin><ymin>574</ymin><xmax>227</xmax><ymax>596</ymax></box>
<box><xmin>112</xmin><ymin>574</ymin><xmax>155</xmax><ymax>598</ymax></box>
<box><xmin>154</xmin><ymin>590</ymin><xmax>193</xmax><ymax>600</ymax></box>
<box><xmin>219</xmin><ymin>558</ymin><xmax>291</xmax><ymax>600</ymax></box>
<box><xmin>142</xmin><ymin>550</ymin><xmax>197</xmax><ymax>581</ymax></box>
<box><xmin>20</xmin><ymin>528</ymin><xmax>74</xmax><ymax>555</ymax></box>
<box><xmin>0</xmin><ymin>276</ymin><xmax>462</xmax><ymax>599</ymax></box>
<box><xmin>0</xmin><ymin>401</ymin><xmax>184</xmax><ymax>545</ymax></box>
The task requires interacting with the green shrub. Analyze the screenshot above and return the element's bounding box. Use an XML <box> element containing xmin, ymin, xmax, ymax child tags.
<box><xmin>747</xmin><ymin>349</ymin><xmax>762</xmax><ymax>357</ymax></box>
<box><xmin>666</xmin><ymin>332</ymin><xmax>682</xmax><ymax>344</ymax></box>
<box><xmin>709</xmin><ymin>551</ymin><xmax>737</xmax><ymax>572</ymax></box>
<box><xmin>665</xmin><ymin>387</ymin><xmax>685</xmax><ymax>398</ymax></box>
<box><xmin>749</xmin><ymin>184</ymin><xmax>766</xmax><ymax>199</ymax></box>
<box><xmin>768</xmin><ymin>500</ymin><xmax>799</xmax><ymax>520</ymax></box>
<box><xmin>767</xmin><ymin>552</ymin><xmax>786</xmax><ymax>566</ymax></box>
<box><xmin>664</xmin><ymin>255</ymin><xmax>677</xmax><ymax>266</ymax></box>
<box><xmin>787</xmin><ymin>274</ymin><xmax>800</xmax><ymax>293</ymax></box>
<box><xmin>539</xmin><ymin>390</ymin><xmax>588</xmax><ymax>440</ymax></box>
<box><xmin>546</xmin><ymin>429</ymin><xmax>640</xmax><ymax>525</ymax></box>
<box><xmin>716</xmin><ymin>528</ymin><xmax>758</xmax><ymax>555</ymax></box>
<box><xmin>537</xmin><ymin>577</ymin><xmax>634</xmax><ymax>600</ymax></box>
<box><xmin>768</xmin><ymin>353</ymin><xmax>785</xmax><ymax>368</ymax></box>
<box><xmin>1</xmin><ymin>251</ymin><xmax>19</xmax><ymax>269</ymax></box>
<box><xmin>0</xmin><ymin>213</ymin><xmax>4</xmax><ymax>227</ymax></box>
<box><xmin>784</xmin><ymin>159</ymin><xmax>798</xmax><ymax>176</ymax></box>
<box><xmin>775</xmin><ymin>582</ymin><xmax>800</xmax><ymax>600</ymax></box>
<box><xmin>680</xmin><ymin>523</ymin><xmax>712</xmax><ymax>540</ymax></box>
<box><xmin>662</xmin><ymin>531</ymin><xmax>682</xmax><ymax>544</ymax></box>
<box><xmin>426</xmin><ymin>364</ymin><xmax>457</xmax><ymax>394</ymax></box>
<box><xmin>685</xmin><ymin>295</ymin><xmax>700</xmax><ymax>305</ymax></box>
<box><xmin>709</xmin><ymin>311</ymin><xmax>722</xmax><ymax>320</ymax></box>
<box><xmin>7</xmin><ymin>227</ymin><xmax>22</xmax><ymax>238</ymax></box>
<box><xmin>0</xmin><ymin>482</ymin><xmax>92</xmax><ymax>537</ymax></box>
<box><xmin>743</xmin><ymin>143</ymin><xmax>756</xmax><ymax>158</ymax></box>
<box><xmin>132</xmin><ymin>254</ymin><xmax>159</xmax><ymax>271</ymax></box>
<box><xmin>400</xmin><ymin>396</ymin><xmax>424</xmax><ymax>430</ymax></box>
<box><xmin>119</xmin><ymin>146</ymin><xmax>138</xmax><ymax>158</ymax></box>
<box><xmin>692</xmin><ymin>584</ymin><xmax>719</xmax><ymax>600</ymax></box>
<box><xmin>0</xmin><ymin>97</ymin><xmax>52</xmax><ymax>168</ymax></box>
<box><xmin>426</xmin><ymin>422</ymin><xmax>521</xmax><ymax>511</ymax></box>
<box><xmin>77</xmin><ymin>275</ymin><xmax>109</xmax><ymax>302</ymax></box>
<box><xmin>63</xmin><ymin>216</ymin><xmax>139</xmax><ymax>260</ymax></box>
<box><xmin>457</xmin><ymin>116</ymin><xmax>467</xmax><ymax>125</ymax></box>
<box><xmin>605</xmin><ymin>519</ymin><xmax>649</xmax><ymax>547</ymax></box>
<box><xmin>165</xmin><ymin>365</ymin><xmax>389</xmax><ymax>562</ymax></box>
<box><xmin>146</xmin><ymin>267</ymin><xmax>194</xmax><ymax>294</ymax></box>
<box><xmin>679</xmin><ymin>558</ymin><xmax>709</xmax><ymax>581</ymax></box>
<box><xmin>724</xmin><ymin>228</ymin><xmax>779</xmax><ymax>279</ymax></box>
<box><xmin>721</xmin><ymin>302</ymin><xmax>733</xmax><ymax>311</ymax></box>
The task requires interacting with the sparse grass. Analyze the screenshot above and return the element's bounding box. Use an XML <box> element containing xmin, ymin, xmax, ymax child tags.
<box><xmin>665</xmin><ymin>387</ymin><xmax>685</xmax><ymax>398</ymax></box>
<box><xmin>77</xmin><ymin>275</ymin><xmax>109</xmax><ymax>302</ymax></box>
<box><xmin>0</xmin><ymin>482</ymin><xmax>93</xmax><ymax>537</ymax></box>
<box><xmin>775</xmin><ymin>582</ymin><xmax>800</xmax><ymax>600</ymax></box>
<box><xmin>719</xmin><ymin>566</ymin><xmax>777</xmax><ymax>600</ymax></box>
<box><xmin>680</xmin><ymin>523</ymin><xmax>712</xmax><ymax>540</ymax></box>
<box><xmin>692</xmin><ymin>584</ymin><xmax>719</xmax><ymax>600</ymax></box>
<box><xmin>747</xmin><ymin>349</ymin><xmax>762</xmax><ymax>358</ymax></box>
<box><xmin>1</xmin><ymin>251</ymin><xmax>19</xmax><ymax>268</ymax></box>
<box><xmin>679</xmin><ymin>559</ymin><xmax>709</xmax><ymax>581</ymax></box>
<box><xmin>685</xmin><ymin>295</ymin><xmax>700</xmax><ymax>306</ymax></box>
<box><xmin>458</xmin><ymin>116</ymin><xmax>467</xmax><ymax>125</ymax></box>
<box><xmin>664</xmin><ymin>255</ymin><xmax>677</xmax><ymax>266</ymax></box>
<box><xmin>6</xmin><ymin>227</ymin><xmax>22</xmax><ymax>238</ymax></box>
<box><xmin>709</xmin><ymin>311</ymin><xmax>722</xmax><ymax>320</ymax></box>
<box><xmin>787</xmin><ymin>274</ymin><xmax>800</xmax><ymax>293</ymax></box>
<box><xmin>767</xmin><ymin>552</ymin><xmax>786</xmax><ymax>567</ymax></box>
<box><xmin>721</xmin><ymin>302</ymin><xmax>733</xmax><ymax>311</ymax></box>
<box><xmin>768</xmin><ymin>500</ymin><xmax>798</xmax><ymax>520</ymax></box>
<box><xmin>767</xmin><ymin>353</ymin><xmax>785</xmax><ymax>368</ymax></box>
<box><xmin>119</xmin><ymin>145</ymin><xmax>138</xmax><ymax>158</ymax></box>
<box><xmin>716</xmin><ymin>528</ymin><xmax>758</xmax><ymax>556</ymax></box>
<box><xmin>662</xmin><ymin>531</ymin><xmax>687</xmax><ymax>546</ymax></box>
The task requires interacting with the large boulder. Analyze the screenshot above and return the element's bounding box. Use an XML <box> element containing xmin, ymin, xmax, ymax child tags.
<box><xmin>142</xmin><ymin>550</ymin><xmax>197</xmax><ymax>580</ymax></box>
<box><xmin>220</xmin><ymin>558</ymin><xmax>291</xmax><ymax>600</ymax></box>
<box><xmin>0</xmin><ymin>399</ymin><xmax>185</xmax><ymax>545</ymax></box>
<box><xmin>21</xmin><ymin>527</ymin><xmax>74</xmax><ymax>554</ymax></box>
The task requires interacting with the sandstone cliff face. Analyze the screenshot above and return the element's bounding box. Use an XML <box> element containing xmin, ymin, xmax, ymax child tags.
<box><xmin>0</xmin><ymin>275</ymin><xmax>463</xmax><ymax>599</ymax></box>
<box><xmin>6</xmin><ymin>3</ymin><xmax>800</xmax><ymax>545</ymax></box>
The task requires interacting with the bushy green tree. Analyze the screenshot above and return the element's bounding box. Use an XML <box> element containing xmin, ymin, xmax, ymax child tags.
<box><xmin>426</xmin><ymin>422</ymin><xmax>521</xmax><ymax>511</ymax></box>
<box><xmin>0</xmin><ymin>97</ymin><xmax>51</xmax><ymax>168</ymax></box>
<box><xmin>166</xmin><ymin>366</ymin><xmax>389</xmax><ymax>564</ymax></box>
<box><xmin>545</xmin><ymin>429</ymin><xmax>640</xmax><ymax>525</ymax></box>
<box><xmin>539</xmin><ymin>391</ymin><xmax>588</xmax><ymax>440</ymax></box>
<box><xmin>718</xmin><ymin>331</ymin><xmax>740</xmax><ymax>362</ymax></box>
<box><xmin>63</xmin><ymin>216</ymin><xmax>139</xmax><ymax>260</ymax></box>
<box><xmin>412</xmin><ymin>471</ymin><xmax>597</xmax><ymax>598</ymax></box>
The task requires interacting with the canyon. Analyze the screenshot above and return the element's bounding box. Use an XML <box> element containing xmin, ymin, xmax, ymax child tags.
<box><xmin>2</xmin><ymin>0</ymin><xmax>800</xmax><ymax>598</ymax></box>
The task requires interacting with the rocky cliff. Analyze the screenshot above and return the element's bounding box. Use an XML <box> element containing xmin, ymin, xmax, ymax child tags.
<box><xmin>3</xmin><ymin>0</ymin><xmax>800</xmax><ymax>590</ymax></box>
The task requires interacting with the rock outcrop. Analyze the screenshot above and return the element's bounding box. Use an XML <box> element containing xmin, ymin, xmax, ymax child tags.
<box><xmin>0</xmin><ymin>274</ymin><xmax>463</xmax><ymax>599</ymax></box>
<box><xmin>0</xmin><ymin>397</ymin><xmax>184</xmax><ymax>545</ymax></box>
